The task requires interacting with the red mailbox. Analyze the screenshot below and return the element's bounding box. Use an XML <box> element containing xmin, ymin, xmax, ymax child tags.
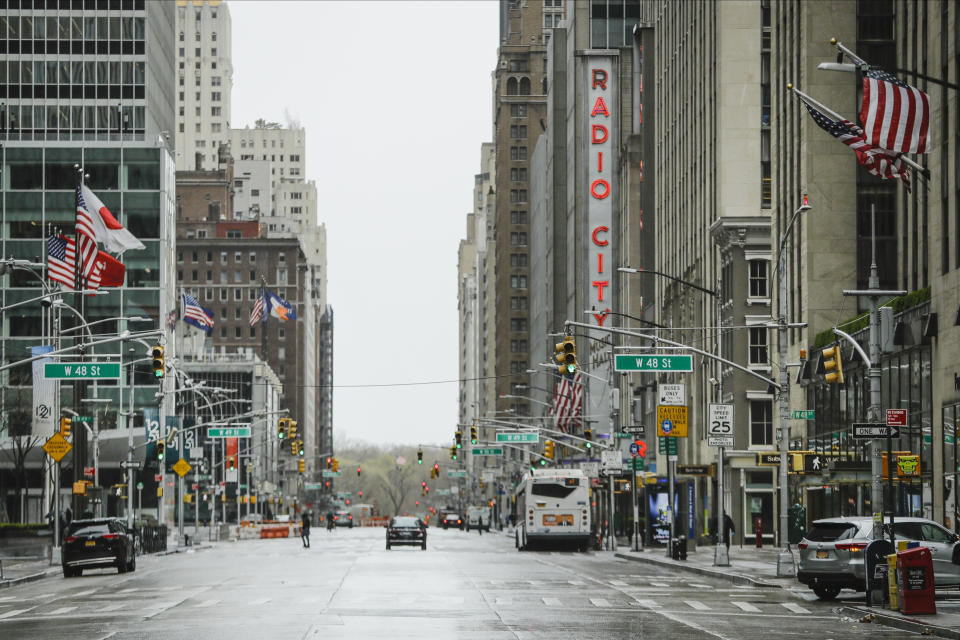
<box><xmin>896</xmin><ymin>546</ymin><xmax>936</xmax><ymax>615</ymax></box>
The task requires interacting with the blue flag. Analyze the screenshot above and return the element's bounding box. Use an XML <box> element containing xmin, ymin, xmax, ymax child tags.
<box><xmin>266</xmin><ymin>289</ymin><xmax>296</xmax><ymax>322</ymax></box>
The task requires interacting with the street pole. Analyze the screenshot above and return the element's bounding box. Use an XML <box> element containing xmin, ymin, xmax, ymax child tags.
<box><xmin>667</xmin><ymin>456</ymin><xmax>675</xmax><ymax>558</ymax></box>
<box><xmin>125</xmin><ymin>352</ymin><xmax>135</xmax><ymax>530</ymax></box>
<box><xmin>715</xmin><ymin>274</ymin><xmax>729</xmax><ymax>566</ymax></box>
<box><xmin>609</xmin><ymin>472</ymin><xmax>616</xmax><ymax>551</ymax></box>
<box><xmin>631</xmin><ymin>457</ymin><xmax>639</xmax><ymax>551</ymax></box>
<box><xmin>867</xmin><ymin>205</ymin><xmax>884</xmax><ymax>522</ymax></box>
<box><xmin>178</xmin><ymin>425</ymin><xmax>184</xmax><ymax>545</ymax></box>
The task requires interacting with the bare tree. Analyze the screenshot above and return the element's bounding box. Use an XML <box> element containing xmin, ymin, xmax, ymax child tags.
<box><xmin>376</xmin><ymin>460</ymin><xmax>418</xmax><ymax>516</ymax></box>
<box><xmin>2</xmin><ymin>410</ymin><xmax>41</xmax><ymax>523</ymax></box>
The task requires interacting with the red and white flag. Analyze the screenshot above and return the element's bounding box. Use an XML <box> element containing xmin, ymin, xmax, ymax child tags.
<box><xmin>551</xmin><ymin>372</ymin><xmax>583</xmax><ymax>433</ymax></box>
<box><xmin>48</xmin><ymin>235</ymin><xmax>125</xmax><ymax>293</ymax></box>
<box><xmin>80</xmin><ymin>184</ymin><xmax>146</xmax><ymax>253</ymax></box>
<box><xmin>860</xmin><ymin>68</ymin><xmax>930</xmax><ymax>155</ymax></box>
<box><xmin>249</xmin><ymin>296</ymin><xmax>264</xmax><ymax>327</ymax></box>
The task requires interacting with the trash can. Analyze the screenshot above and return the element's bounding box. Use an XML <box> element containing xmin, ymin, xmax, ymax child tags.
<box><xmin>670</xmin><ymin>536</ymin><xmax>687</xmax><ymax>561</ymax></box>
<box><xmin>788</xmin><ymin>503</ymin><xmax>806</xmax><ymax>545</ymax></box>
<box><xmin>896</xmin><ymin>546</ymin><xmax>936</xmax><ymax>615</ymax></box>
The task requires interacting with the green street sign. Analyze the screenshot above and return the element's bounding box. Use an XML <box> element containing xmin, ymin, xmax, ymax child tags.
<box><xmin>305</xmin><ymin>482</ymin><xmax>325</xmax><ymax>490</ymax></box>
<box><xmin>791</xmin><ymin>410</ymin><xmax>815</xmax><ymax>420</ymax></box>
<box><xmin>44</xmin><ymin>362</ymin><xmax>120</xmax><ymax>379</ymax></box>
<box><xmin>321</xmin><ymin>470</ymin><xmax>342</xmax><ymax>478</ymax></box>
<box><xmin>73</xmin><ymin>415</ymin><xmax>93</xmax><ymax>423</ymax></box>
<box><xmin>496</xmin><ymin>432</ymin><xmax>538</xmax><ymax>443</ymax></box>
<box><xmin>471</xmin><ymin>447</ymin><xmax>503</xmax><ymax>456</ymax></box>
<box><xmin>207</xmin><ymin>426</ymin><xmax>252</xmax><ymax>438</ymax></box>
<box><xmin>447</xmin><ymin>470</ymin><xmax>467</xmax><ymax>478</ymax></box>
<box><xmin>658</xmin><ymin>436</ymin><xmax>678</xmax><ymax>456</ymax></box>
<box><xmin>633</xmin><ymin>457</ymin><xmax>645</xmax><ymax>471</ymax></box>
<box><xmin>615</xmin><ymin>354</ymin><xmax>693</xmax><ymax>372</ymax></box>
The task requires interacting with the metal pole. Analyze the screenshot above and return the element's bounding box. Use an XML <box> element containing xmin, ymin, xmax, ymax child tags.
<box><xmin>667</xmin><ymin>456</ymin><xmax>675</xmax><ymax>557</ymax></box>
<box><xmin>868</xmin><ymin>204</ymin><xmax>884</xmax><ymax>521</ymax></box>
<box><xmin>125</xmin><ymin>352</ymin><xmax>135</xmax><ymax>530</ymax></box>
<box><xmin>92</xmin><ymin>416</ymin><xmax>99</xmax><ymax>517</ymax></box>
<box><xmin>776</xmin><ymin>219</ymin><xmax>796</xmax><ymax>577</ymax></box>
<box><xmin>631</xmin><ymin>457</ymin><xmax>639</xmax><ymax>551</ymax></box>
<box><xmin>177</xmin><ymin>426</ymin><xmax>184</xmax><ymax>545</ymax></box>
<box><xmin>609</xmin><ymin>472</ymin><xmax>616</xmax><ymax>551</ymax></box>
<box><xmin>194</xmin><ymin>464</ymin><xmax>199</xmax><ymax>537</ymax></box>
<box><xmin>714</xmin><ymin>275</ymin><xmax>729</xmax><ymax>566</ymax></box>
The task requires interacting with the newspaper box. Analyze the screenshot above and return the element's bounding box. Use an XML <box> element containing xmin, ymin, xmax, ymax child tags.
<box><xmin>896</xmin><ymin>546</ymin><xmax>936</xmax><ymax>615</ymax></box>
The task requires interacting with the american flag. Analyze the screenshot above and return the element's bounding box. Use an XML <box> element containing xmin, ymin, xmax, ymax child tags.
<box><xmin>803</xmin><ymin>100</ymin><xmax>910</xmax><ymax>190</ymax></box>
<box><xmin>551</xmin><ymin>372</ymin><xmax>583</xmax><ymax>433</ymax></box>
<box><xmin>182</xmin><ymin>292</ymin><xmax>214</xmax><ymax>328</ymax></box>
<box><xmin>860</xmin><ymin>68</ymin><xmax>929</xmax><ymax>155</ymax></box>
<box><xmin>75</xmin><ymin>186</ymin><xmax>100</xmax><ymax>288</ymax></box>
<box><xmin>47</xmin><ymin>235</ymin><xmax>102</xmax><ymax>291</ymax></box>
<box><xmin>249</xmin><ymin>296</ymin><xmax>264</xmax><ymax>327</ymax></box>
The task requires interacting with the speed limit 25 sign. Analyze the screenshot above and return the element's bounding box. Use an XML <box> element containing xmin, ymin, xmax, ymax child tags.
<box><xmin>708</xmin><ymin>404</ymin><xmax>734</xmax><ymax>436</ymax></box>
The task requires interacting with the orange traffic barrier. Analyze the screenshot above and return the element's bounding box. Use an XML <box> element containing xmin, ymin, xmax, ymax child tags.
<box><xmin>361</xmin><ymin>517</ymin><xmax>390</xmax><ymax>527</ymax></box>
<box><xmin>260</xmin><ymin>526</ymin><xmax>290</xmax><ymax>539</ymax></box>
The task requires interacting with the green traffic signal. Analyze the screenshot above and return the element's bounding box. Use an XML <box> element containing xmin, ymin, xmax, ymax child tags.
<box><xmin>539</xmin><ymin>459</ymin><xmax>547</xmax><ymax>466</ymax></box>
<box><xmin>565</xmin><ymin>363</ymin><xmax>577</xmax><ymax>374</ymax></box>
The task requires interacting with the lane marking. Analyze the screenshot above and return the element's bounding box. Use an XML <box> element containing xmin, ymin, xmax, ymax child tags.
<box><xmin>633</xmin><ymin>599</ymin><xmax>661</xmax><ymax>608</ymax></box>
<box><xmin>117</xmin><ymin>589</ymin><xmax>138</xmax><ymax>594</ymax></box>
<box><xmin>100</xmin><ymin>603</ymin><xmax>125</xmax><ymax>612</ymax></box>
<box><xmin>688</xmin><ymin>583</ymin><xmax>712</xmax><ymax>589</ymax></box>
<box><xmin>731</xmin><ymin>601</ymin><xmax>761</xmax><ymax>613</ymax></box>
<box><xmin>609</xmin><ymin>580</ymin><xmax>629</xmax><ymax>586</ymax></box>
<box><xmin>684</xmin><ymin>600</ymin><xmax>711</xmax><ymax>611</ymax></box>
<box><xmin>542</xmin><ymin>597</ymin><xmax>562</xmax><ymax>606</ymax></box>
<box><xmin>650</xmin><ymin>581</ymin><xmax>669</xmax><ymax>587</ymax></box>
<box><xmin>0</xmin><ymin>597</ymin><xmax>17</xmax><ymax>603</ymax></box>
<box><xmin>568</xmin><ymin>580</ymin><xmax>586</xmax><ymax>586</ymax></box>
<box><xmin>780</xmin><ymin>602</ymin><xmax>811</xmax><ymax>614</ymax></box>
<box><xmin>0</xmin><ymin>607</ymin><xmax>36</xmax><ymax>620</ymax></box>
<box><xmin>48</xmin><ymin>606</ymin><xmax>78</xmax><ymax>615</ymax></box>
<box><xmin>195</xmin><ymin>599</ymin><xmax>220</xmax><ymax>608</ymax></box>
<box><xmin>590</xmin><ymin>598</ymin><xmax>612</xmax><ymax>608</ymax></box>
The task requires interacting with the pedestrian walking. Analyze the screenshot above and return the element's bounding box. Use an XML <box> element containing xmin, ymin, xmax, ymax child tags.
<box><xmin>326</xmin><ymin>511</ymin><xmax>335</xmax><ymax>532</ymax></box>
<box><xmin>722</xmin><ymin>513</ymin><xmax>735</xmax><ymax>549</ymax></box>
<box><xmin>301</xmin><ymin>511</ymin><xmax>311</xmax><ymax>548</ymax></box>
<box><xmin>477</xmin><ymin>516</ymin><xmax>483</xmax><ymax>536</ymax></box>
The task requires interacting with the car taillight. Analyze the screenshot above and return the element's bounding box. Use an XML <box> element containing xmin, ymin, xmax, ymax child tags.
<box><xmin>103</xmin><ymin>534</ymin><xmax>119</xmax><ymax>540</ymax></box>
<box><xmin>797</xmin><ymin>543</ymin><xmax>808</xmax><ymax>550</ymax></box>
<box><xmin>348</xmin><ymin>515</ymin><xmax>353</xmax><ymax>520</ymax></box>
<box><xmin>64</xmin><ymin>536</ymin><xmax>77</xmax><ymax>543</ymax></box>
<box><xmin>334</xmin><ymin>516</ymin><xmax>338</xmax><ymax>520</ymax></box>
<box><xmin>457</xmin><ymin>519</ymin><xmax>461</xmax><ymax>524</ymax></box>
<box><xmin>836</xmin><ymin>542</ymin><xmax>867</xmax><ymax>552</ymax></box>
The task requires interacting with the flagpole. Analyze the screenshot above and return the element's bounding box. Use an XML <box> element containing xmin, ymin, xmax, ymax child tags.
<box><xmin>787</xmin><ymin>83</ymin><xmax>926</xmax><ymax>175</ymax></box>
<box><xmin>72</xmin><ymin>166</ymin><xmax>88</xmax><ymax>518</ymax></box>
<box><xmin>260</xmin><ymin>276</ymin><xmax>268</xmax><ymax>363</ymax></box>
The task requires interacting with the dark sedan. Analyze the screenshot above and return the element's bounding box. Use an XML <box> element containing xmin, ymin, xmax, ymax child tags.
<box><xmin>442</xmin><ymin>513</ymin><xmax>464</xmax><ymax>530</ymax></box>
<box><xmin>62</xmin><ymin>518</ymin><xmax>136</xmax><ymax>577</ymax></box>
<box><xmin>386</xmin><ymin>516</ymin><xmax>427</xmax><ymax>550</ymax></box>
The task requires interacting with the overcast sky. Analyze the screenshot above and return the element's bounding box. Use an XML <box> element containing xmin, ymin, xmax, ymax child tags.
<box><xmin>229</xmin><ymin>1</ymin><xmax>498</xmax><ymax>447</ymax></box>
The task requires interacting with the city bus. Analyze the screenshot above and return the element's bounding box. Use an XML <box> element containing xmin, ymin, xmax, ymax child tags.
<box><xmin>514</xmin><ymin>468</ymin><xmax>591</xmax><ymax>551</ymax></box>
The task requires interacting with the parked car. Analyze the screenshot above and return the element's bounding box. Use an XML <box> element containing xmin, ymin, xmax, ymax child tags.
<box><xmin>333</xmin><ymin>510</ymin><xmax>354</xmax><ymax>528</ymax></box>
<box><xmin>797</xmin><ymin>516</ymin><xmax>960</xmax><ymax>600</ymax></box>
<box><xmin>62</xmin><ymin>518</ymin><xmax>136</xmax><ymax>577</ymax></box>
<box><xmin>386</xmin><ymin>516</ymin><xmax>427</xmax><ymax>550</ymax></box>
<box><xmin>442</xmin><ymin>513</ymin><xmax>463</xmax><ymax>530</ymax></box>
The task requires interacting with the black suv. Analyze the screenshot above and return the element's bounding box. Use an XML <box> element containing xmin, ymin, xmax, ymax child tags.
<box><xmin>62</xmin><ymin>518</ymin><xmax>136</xmax><ymax>577</ymax></box>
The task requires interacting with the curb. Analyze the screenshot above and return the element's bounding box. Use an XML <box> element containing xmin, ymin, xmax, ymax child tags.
<box><xmin>840</xmin><ymin>605</ymin><xmax>960</xmax><ymax>640</ymax></box>
<box><xmin>614</xmin><ymin>552</ymin><xmax>785</xmax><ymax>588</ymax></box>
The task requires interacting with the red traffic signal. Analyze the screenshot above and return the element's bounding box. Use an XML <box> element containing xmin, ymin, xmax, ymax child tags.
<box><xmin>358</xmin><ymin>491</ymin><xmax>363</xmax><ymax>498</ymax></box>
<box><xmin>357</xmin><ymin>466</ymin><xmax>362</xmax><ymax>476</ymax></box>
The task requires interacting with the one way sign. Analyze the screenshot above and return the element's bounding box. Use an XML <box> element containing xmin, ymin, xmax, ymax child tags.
<box><xmin>852</xmin><ymin>423</ymin><xmax>901</xmax><ymax>438</ymax></box>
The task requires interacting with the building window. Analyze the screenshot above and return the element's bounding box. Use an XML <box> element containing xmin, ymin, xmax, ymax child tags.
<box><xmin>191</xmin><ymin>252</ymin><xmax>198</xmax><ymax>263</ymax></box>
<box><xmin>510</xmin><ymin>125</ymin><xmax>527</xmax><ymax>139</ymax></box>
<box><xmin>748</xmin><ymin>327</ymin><xmax>768</xmax><ymax>365</ymax></box>
<box><xmin>510</xmin><ymin>104</ymin><xmax>527</xmax><ymax>118</ymax></box>
<box><xmin>510</xmin><ymin>275</ymin><xmax>527</xmax><ymax>289</ymax></box>
<box><xmin>220</xmin><ymin>326</ymin><xmax>227</xmax><ymax>338</ymax></box>
<box><xmin>235</xmin><ymin>326</ymin><xmax>242</xmax><ymax>338</ymax></box>
<box><xmin>508</xmin><ymin>59</ymin><xmax>528</xmax><ymax>72</ymax></box>
<box><xmin>750</xmin><ymin>400</ymin><xmax>773</xmax><ymax>446</ymax></box>
<box><xmin>219</xmin><ymin>289</ymin><xmax>228</xmax><ymax>301</ymax></box>
<box><xmin>510</xmin><ymin>318</ymin><xmax>528</xmax><ymax>332</ymax></box>
<box><xmin>510</xmin><ymin>340</ymin><xmax>528</xmax><ymax>353</ymax></box>
<box><xmin>510</xmin><ymin>296</ymin><xmax>528</xmax><ymax>310</ymax></box>
<box><xmin>749</xmin><ymin>260</ymin><xmax>769</xmax><ymax>298</ymax></box>
<box><xmin>205</xmin><ymin>289</ymin><xmax>214</xmax><ymax>302</ymax></box>
<box><xmin>510</xmin><ymin>232</ymin><xmax>527</xmax><ymax>246</ymax></box>
<box><xmin>511</xmin><ymin>210</ymin><xmax>528</xmax><ymax>224</ymax></box>
<box><xmin>235</xmin><ymin>252</ymin><xmax>242</xmax><ymax>262</ymax></box>
<box><xmin>510</xmin><ymin>253</ymin><xmax>528</xmax><ymax>267</ymax></box>
<box><xmin>234</xmin><ymin>289</ymin><xmax>242</xmax><ymax>301</ymax></box>
<box><xmin>510</xmin><ymin>168</ymin><xmax>528</xmax><ymax>182</ymax></box>
<box><xmin>509</xmin><ymin>189</ymin><xmax>528</xmax><ymax>203</ymax></box>
<box><xmin>211</xmin><ymin>107</ymin><xmax>221</xmax><ymax>116</ymax></box>
<box><xmin>211</xmin><ymin>91</ymin><xmax>221</xmax><ymax>102</ymax></box>
<box><xmin>510</xmin><ymin>146</ymin><xmax>528</xmax><ymax>161</ymax></box>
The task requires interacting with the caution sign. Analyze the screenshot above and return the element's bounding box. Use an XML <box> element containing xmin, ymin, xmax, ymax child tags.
<box><xmin>657</xmin><ymin>405</ymin><xmax>688</xmax><ymax>437</ymax></box>
<box><xmin>172</xmin><ymin>458</ymin><xmax>192</xmax><ymax>478</ymax></box>
<box><xmin>43</xmin><ymin>432</ymin><xmax>72</xmax><ymax>462</ymax></box>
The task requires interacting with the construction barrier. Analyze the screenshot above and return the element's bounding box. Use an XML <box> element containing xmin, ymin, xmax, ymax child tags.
<box><xmin>361</xmin><ymin>517</ymin><xmax>390</xmax><ymax>527</ymax></box>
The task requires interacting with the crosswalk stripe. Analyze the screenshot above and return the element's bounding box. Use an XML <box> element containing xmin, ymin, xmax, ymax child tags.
<box><xmin>688</xmin><ymin>583</ymin><xmax>711</xmax><ymax>588</ymax></box>
<box><xmin>650</xmin><ymin>582</ymin><xmax>669</xmax><ymax>587</ymax></box>
<box><xmin>542</xmin><ymin>597</ymin><xmax>562</xmax><ymax>606</ymax></box>
<box><xmin>568</xmin><ymin>580</ymin><xmax>585</xmax><ymax>586</ymax></box>
<box><xmin>0</xmin><ymin>597</ymin><xmax>17</xmax><ymax>603</ymax></box>
<box><xmin>590</xmin><ymin>598</ymin><xmax>612</xmax><ymax>608</ymax></box>
<box><xmin>100</xmin><ymin>603</ymin><xmax>125</xmax><ymax>612</ymax></box>
<box><xmin>195</xmin><ymin>600</ymin><xmax>220</xmax><ymax>608</ymax></box>
<box><xmin>684</xmin><ymin>600</ymin><xmax>711</xmax><ymax>611</ymax></box>
<box><xmin>609</xmin><ymin>580</ymin><xmax>628</xmax><ymax>586</ymax></box>
<box><xmin>781</xmin><ymin>602</ymin><xmax>811</xmax><ymax>614</ymax></box>
<box><xmin>117</xmin><ymin>589</ymin><xmax>138</xmax><ymax>594</ymax></box>
<box><xmin>495</xmin><ymin>597</ymin><xmax>511</xmax><ymax>604</ymax></box>
<box><xmin>48</xmin><ymin>607</ymin><xmax>78</xmax><ymax>615</ymax></box>
<box><xmin>633</xmin><ymin>599</ymin><xmax>661</xmax><ymax>608</ymax></box>
<box><xmin>0</xmin><ymin>607</ymin><xmax>36</xmax><ymax>620</ymax></box>
<box><xmin>731</xmin><ymin>601</ymin><xmax>761</xmax><ymax>612</ymax></box>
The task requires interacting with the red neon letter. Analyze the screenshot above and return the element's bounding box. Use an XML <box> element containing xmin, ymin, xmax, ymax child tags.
<box><xmin>593</xmin><ymin>310</ymin><xmax>609</xmax><ymax>327</ymax></box>
<box><xmin>592</xmin><ymin>69</ymin><xmax>607</xmax><ymax>90</ymax></box>
<box><xmin>592</xmin><ymin>280</ymin><xmax>609</xmax><ymax>302</ymax></box>
<box><xmin>590</xmin><ymin>179</ymin><xmax>610</xmax><ymax>199</ymax></box>
<box><xmin>597</xmin><ymin>152</ymin><xmax>603</xmax><ymax>172</ymax></box>
<box><xmin>591</xmin><ymin>225</ymin><xmax>609</xmax><ymax>246</ymax></box>
<box><xmin>591</xmin><ymin>96</ymin><xmax>610</xmax><ymax>117</ymax></box>
<box><xmin>591</xmin><ymin>124</ymin><xmax>608</xmax><ymax>144</ymax></box>
<box><xmin>597</xmin><ymin>253</ymin><xmax>604</xmax><ymax>274</ymax></box>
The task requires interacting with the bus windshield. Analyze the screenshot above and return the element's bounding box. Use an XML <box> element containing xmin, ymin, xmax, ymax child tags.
<box><xmin>531</xmin><ymin>483</ymin><xmax>577</xmax><ymax>499</ymax></box>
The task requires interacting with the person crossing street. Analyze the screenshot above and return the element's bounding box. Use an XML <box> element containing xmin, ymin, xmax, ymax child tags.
<box><xmin>301</xmin><ymin>511</ymin><xmax>311</xmax><ymax>548</ymax></box>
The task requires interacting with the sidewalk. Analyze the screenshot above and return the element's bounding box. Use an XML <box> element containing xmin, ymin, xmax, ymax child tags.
<box><xmin>615</xmin><ymin>542</ymin><xmax>960</xmax><ymax>639</ymax></box>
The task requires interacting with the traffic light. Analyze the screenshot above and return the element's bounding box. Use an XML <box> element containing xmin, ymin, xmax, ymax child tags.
<box><xmin>433</xmin><ymin>462</ymin><xmax>440</xmax><ymax>479</ymax></box>
<box><xmin>449</xmin><ymin>446</ymin><xmax>457</xmax><ymax>461</ymax></box>
<box><xmin>298</xmin><ymin>459</ymin><xmax>305</xmax><ymax>473</ymax></box>
<box><xmin>417</xmin><ymin>448</ymin><xmax>423</xmax><ymax>464</ymax></box>
<box><xmin>156</xmin><ymin>441</ymin><xmax>165</xmax><ymax>461</ymax></box>
<box><xmin>326</xmin><ymin>457</ymin><xmax>332</xmax><ymax>470</ymax></box>
<box><xmin>821</xmin><ymin>344</ymin><xmax>844</xmax><ymax>384</ymax></box>
<box><xmin>288</xmin><ymin>420</ymin><xmax>298</xmax><ymax>441</ymax></box>
<box><xmin>60</xmin><ymin>416</ymin><xmax>72</xmax><ymax>438</ymax></box>
<box><xmin>289</xmin><ymin>439</ymin><xmax>298</xmax><ymax>456</ymax></box>
<box><xmin>470</xmin><ymin>425</ymin><xmax>478</xmax><ymax>445</ymax></box>
<box><xmin>151</xmin><ymin>345</ymin><xmax>165</xmax><ymax>378</ymax></box>
<box><xmin>455</xmin><ymin>430</ymin><xmax>463</xmax><ymax>449</ymax></box>
<box><xmin>332</xmin><ymin>458</ymin><xmax>339</xmax><ymax>472</ymax></box>
<box><xmin>543</xmin><ymin>440</ymin><xmax>555</xmax><ymax>460</ymax></box>
<box><xmin>297</xmin><ymin>440</ymin><xmax>305</xmax><ymax>456</ymax></box>
<box><xmin>277</xmin><ymin>418</ymin><xmax>287</xmax><ymax>440</ymax></box>
<box><xmin>228</xmin><ymin>456</ymin><xmax>236</xmax><ymax>471</ymax></box>
<box><xmin>583</xmin><ymin>428</ymin><xmax>592</xmax><ymax>449</ymax></box>
<box><xmin>357</xmin><ymin>466</ymin><xmax>362</xmax><ymax>477</ymax></box>
<box><xmin>358</xmin><ymin>490</ymin><xmax>363</xmax><ymax>498</ymax></box>
<box><xmin>555</xmin><ymin>336</ymin><xmax>577</xmax><ymax>376</ymax></box>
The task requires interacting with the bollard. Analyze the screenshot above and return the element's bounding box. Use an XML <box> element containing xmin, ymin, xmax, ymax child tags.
<box><xmin>678</xmin><ymin>535</ymin><xmax>688</xmax><ymax>561</ymax></box>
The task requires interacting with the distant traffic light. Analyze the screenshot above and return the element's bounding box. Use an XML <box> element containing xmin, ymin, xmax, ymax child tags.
<box><xmin>470</xmin><ymin>425</ymin><xmax>478</xmax><ymax>445</ymax></box>
<box><xmin>156</xmin><ymin>441</ymin><xmax>165</xmax><ymax>461</ymax></box>
<box><xmin>555</xmin><ymin>336</ymin><xmax>577</xmax><ymax>376</ymax></box>
<box><xmin>543</xmin><ymin>440</ymin><xmax>555</xmax><ymax>460</ymax></box>
<box><xmin>277</xmin><ymin>418</ymin><xmax>286</xmax><ymax>440</ymax></box>
<box><xmin>417</xmin><ymin>448</ymin><xmax>423</xmax><ymax>464</ymax></box>
<box><xmin>228</xmin><ymin>456</ymin><xmax>236</xmax><ymax>471</ymax></box>
<box><xmin>326</xmin><ymin>457</ymin><xmax>332</xmax><ymax>470</ymax></box>
<box><xmin>433</xmin><ymin>462</ymin><xmax>440</xmax><ymax>479</ymax></box>
<box><xmin>449</xmin><ymin>446</ymin><xmax>458</xmax><ymax>461</ymax></box>
<box><xmin>455</xmin><ymin>430</ymin><xmax>463</xmax><ymax>449</ymax></box>
<box><xmin>151</xmin><ymin>345</ymin><xmax>165</xmax><ymax>378</ymax></box>
<box><xmin>583</xmin><ymin>428</ymin><xmax>592</xmax><ymax>449</ymax></box>
<box><xmin>289</xmin><ymin>440</ymin><xmax>298</xmax><ymax>456</ymax></box>
<box><xmin>821</xmin><ymin>345</ymin><xmax>844</xmax><ymax>385</ymax></box>
<box><xmin>356</xmin><ymin>466</ymin><xmax>362</xmax><ymax>477</ymax></box>
<box><xmin>60</xmin><ymin>416</ymin><xmax>72</xmax><ymax>438</ymax></box>
<box><xmin>332</xmin><ymin>458</ymin><xmax>339</xmax><ymax>473</ymax></box>
<box><xmin>298</xmin><ymin>459</ymin><xmax>305</xmax><ymax>473</ymax></box>
<box><xmin>297</xmin><ymin>440</ymin><xmax>305</xmax><ymax>456</ymax></box>
<box><xmin>358</xmin><ymin>490</ymin><xmax>363</xmax><ymax>498</ymax></box>
<box><xmin>288</xmin><ymin>420</ymin><xmax>298</xmax><ymax>441</ymax></box>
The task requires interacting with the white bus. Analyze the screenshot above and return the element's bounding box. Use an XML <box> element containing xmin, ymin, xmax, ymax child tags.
<box><xmin>515</xmin><ymin>468</ymin><xmax>591</xmax><ymax>551</ymax></box>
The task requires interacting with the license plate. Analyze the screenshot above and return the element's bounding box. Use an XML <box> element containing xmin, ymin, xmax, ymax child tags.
<box><xmin>85</xmin><ymin>540</ymin><xmax>96</xmax><ymax>547</ymax></box>
<box><xmin>816</xmin><ymin>550</ymin><xmax>828</xmax><ymax>559</ymax></box>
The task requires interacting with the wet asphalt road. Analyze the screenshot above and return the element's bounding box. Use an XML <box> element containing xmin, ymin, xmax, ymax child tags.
<box><xmin>0</xmin><ymin>526</ymin><xmax>917</xmax><ymax>639</ymax></box>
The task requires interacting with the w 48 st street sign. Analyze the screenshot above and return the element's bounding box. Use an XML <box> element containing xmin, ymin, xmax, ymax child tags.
<box><xmin>615</xmin><ymin>354</ymin><xmax>693</xmax><ymax>372</ymax></box>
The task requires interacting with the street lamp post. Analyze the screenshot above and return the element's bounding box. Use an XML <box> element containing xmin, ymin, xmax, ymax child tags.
<box><xmin>774</xmin><ymin>197</ymin><xmax>813</xmax><ymax>577</ymax></box>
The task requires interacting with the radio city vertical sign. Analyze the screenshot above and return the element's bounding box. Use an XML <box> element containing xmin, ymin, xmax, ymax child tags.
<box><xmin>586</xmin><ymin>56</ymin><xmax>617</xmax><ymax>327</ymax></box>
